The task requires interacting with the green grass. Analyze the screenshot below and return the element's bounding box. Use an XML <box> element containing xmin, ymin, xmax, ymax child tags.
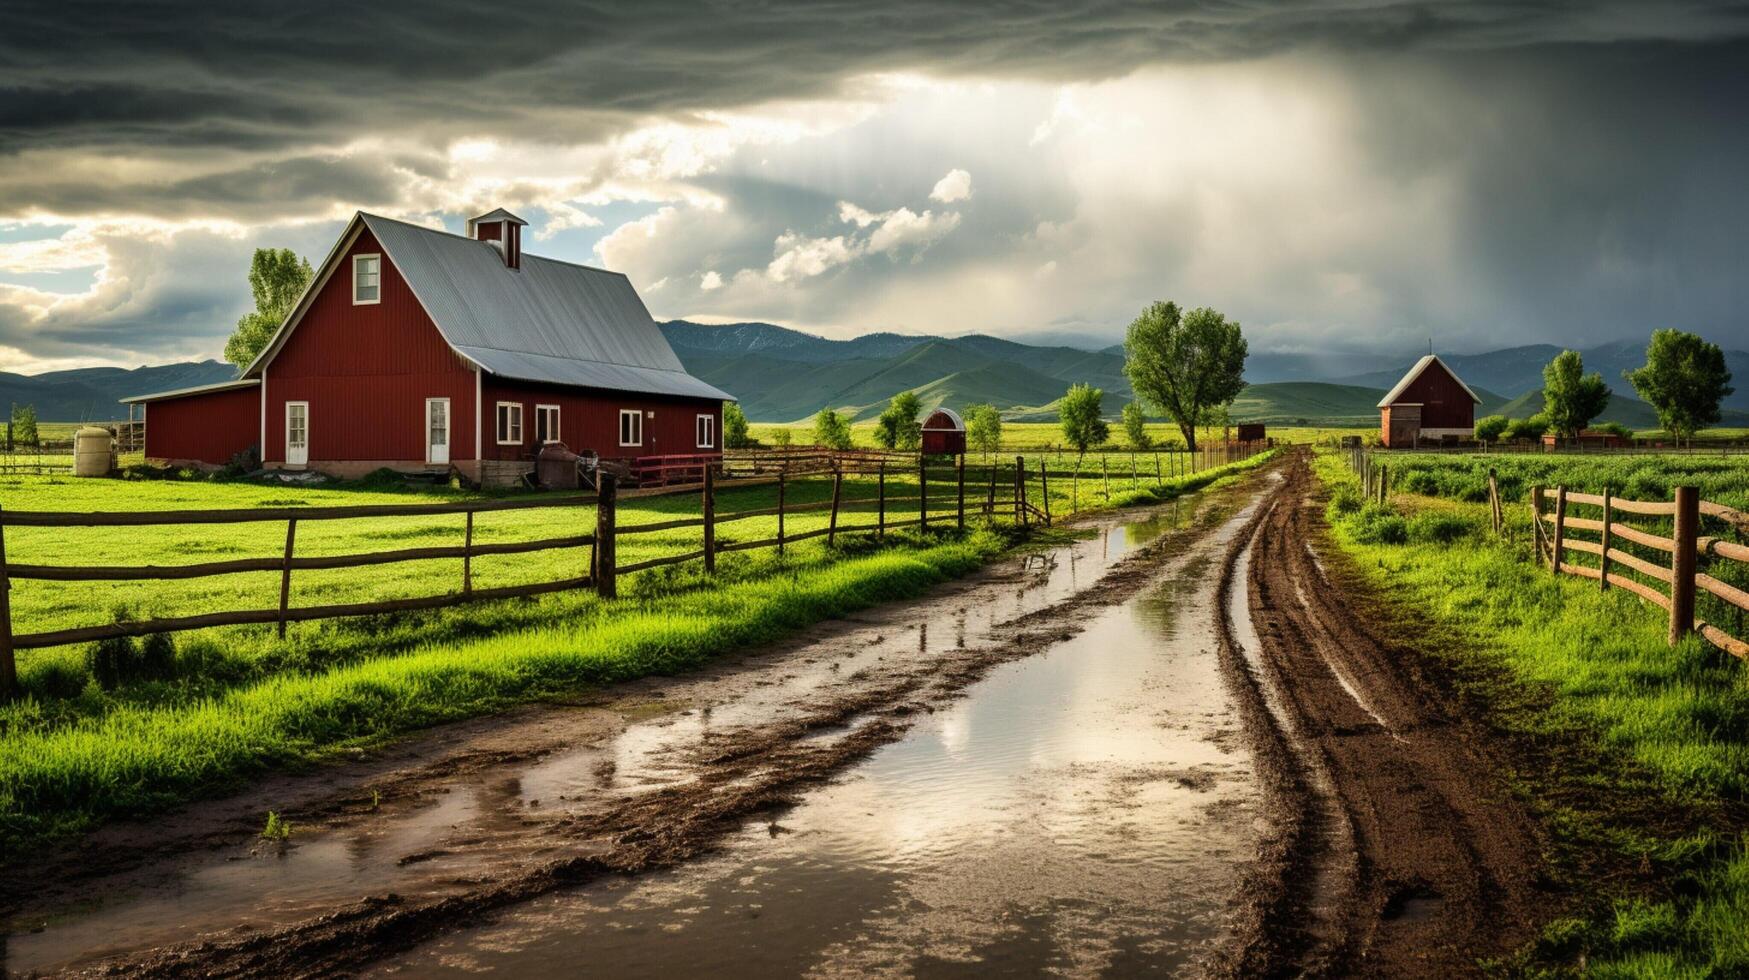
<box><xmin>0</xmin><ymin>449</ymin><xmax>1276</xmax><ymax>852</ymax></box>
<box><xmin>1314</xmin><ymin>451</ymin><xmax>1749</xmax><ymax>976</ymax></box>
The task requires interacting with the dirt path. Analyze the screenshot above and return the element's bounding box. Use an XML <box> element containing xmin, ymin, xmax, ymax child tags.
<box><xmin>1211</xmin><ymin>453</ymin><xmax>1546</xmax><ymax>976</ymax></box>
<box><xmin>1</xmin><ymin>454</ymin><xmax>1550</xmax><ymax>977</ymax></box>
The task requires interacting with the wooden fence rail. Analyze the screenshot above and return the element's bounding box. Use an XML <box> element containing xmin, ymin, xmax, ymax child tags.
<box><xmin>0</xmin><ymin>443</ymin><xmax>1269</xmax><ymax>698</ymax></box>
<box><xmin>1532</xmin><ymin>483</ymin><xmax>1749</xmax><ymax>660</ymax></box>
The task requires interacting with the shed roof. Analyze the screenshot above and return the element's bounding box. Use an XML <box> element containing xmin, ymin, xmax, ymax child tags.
<box><xmin>921</xmin><ymin>407</ymin><xmax>965</xmax><ymax>429</ymax></box>
<box><xmin>1376</xmin><ymin>354</ymin><xmax>1482</xmax><ymax>409</ymax></box>
<box><xmin>119</xmin><ymin>378</ymin><xmax>259</xmax><ymax>405</ymax></box>
<box><xmin>242</xmin><ymin>212</ymin><xmax>732</xmax><ymax>403</ymax></box>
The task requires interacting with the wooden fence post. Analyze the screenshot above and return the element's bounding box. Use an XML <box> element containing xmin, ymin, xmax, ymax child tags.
<box><xmin>877</xmin><ymin>462</ymin><xmax>886</xmax><ymax>539</ymax></box>
<box><xmin>0</xmin><ymin>506</ymin><xmax>15</xmax><ymax>701</ymax></box>
<box><xmin>1070</xmin><ymin>461</ymin><xmax>1079</xmax><ymax>514</ymax></box>
<box><xmin>1131</xmin><ymin>454</ymin><xmax>1138</xmax><ymax>491</ymax></box>
<box><xmin>596</xmin><ymin>473</ymin><xmax>618</xmax><ymax>598</ymax></box>
<box><xmin>1670</xmin><ymin>486</ymin><xmax>1698</xmax><ymax>645</ymax></box>
<box><xmin>1551</xmin><ymin>486</ymin><xmax>1567</xmax><ymax>574</ymax></box>
<box><xmin>1101</xmin><ymin>457</ymin><xmax>1109</xmax><ymax>502</ymax></box>
<box><xmin>1014</xmin><ymin>455</ymin><xmax>1027</xmax><ymax>527</ymax></box>
<box><xmin>463</xmin><ymin>510</ymin><xmax>474</xmax><ymax>593</ymax></box>
<box><xmin>957</xmin><ymin>454</ymin><xmax>966</xmax><ymax>529</ymax></box>
<box><xmin>827</xmin><ymin>466</ymin><xmax>843</xmax><ymax>547</ymax></box>
<box><xmin>1378</xmin><ymin>465</ymin><xmax>1389</xmax><ymax>505</ymax></box>
<box><xmin>1040</xmin><ymin>460</ymin><xmax>1051</xmax><ymax>525</ymax></box>
<box><xmin>919</xmin><ymin>457</ymin><xmax>929</xmax><ymax>530</ymax></box>
<box><xmin>277</xmin><ymin>518</ymin><xmax>298</xmax><ymax>638</ymax></box>
<box><xmin>703</xmin><ymin>464</ymin><xmax>716</xmax><ymax>573</ymax></box>
<box><xmin>1598</xmin><ymin>489</ymin><xmax>1612</xmax><ymax>591</ymax></box>
<box><xmin>776</xmin><ymin>470</ymin><xmax>786</xmax><ymax>556</ymax></box>
<box><xmin>1155</xmin><ymin>453</ymin><xmax>1161</xmax><ymax>484</ymax></box>
<box><xmin>1531</xmin><ymin>485</ymin><xmax>1546</xmax><ymax>564</ymax></box>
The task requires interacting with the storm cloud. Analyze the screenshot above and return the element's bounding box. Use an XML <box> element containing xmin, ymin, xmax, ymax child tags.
<box><xmin>1</xmin><ymin>0</ymin><xmax>1745</xmax><ymax>368</ymax></box>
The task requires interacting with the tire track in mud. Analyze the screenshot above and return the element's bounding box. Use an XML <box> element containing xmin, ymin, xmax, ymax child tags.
<box><xmin>1208</xmin><ymin>453</ymin><xmax>1545</xmax><ymax>978</ymax></box>
<box><xmin>51</xmin><ymin>473</ymin><xmax>1275</xmax><ymax>979</ymax></box>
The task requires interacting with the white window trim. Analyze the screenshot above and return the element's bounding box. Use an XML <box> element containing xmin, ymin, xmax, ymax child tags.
<box><xmin>619</xmin><ymin>408</ymin><xmax>643</xmax><ymax>447</ymax></box>
<box><xmin>352</xmin><ymin>253</ymin><xmax>382</xmax><ymax>306</ymax></box>
<box><xmin>695</xmin><ymin>413</ymin><xmax>715</xmax><ymax>449</ymax></box>
<box><xmin>425</xmin><ymin>397</ymin><xmax>451</xmax><ymax>464</ymax></box>
<box><xmin>536</xmin><ymin>404</ymin><xmax>561</xmax><ymax>444</ymax></box>
<box><xmin>495</xmin><ymin>401</ymin><xmax>524</xmax><ymax>445</ymax></box>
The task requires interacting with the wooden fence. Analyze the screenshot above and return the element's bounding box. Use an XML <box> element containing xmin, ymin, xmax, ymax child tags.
<box><xmin>1532</xmin><ymin>484</ymin><xmax>1749</xmax><ymax>659</ymax></box>
<box><xmin>0</xmin><ymin>444</ymin><xmax>1268</xmax><ymax>698</ymax></box>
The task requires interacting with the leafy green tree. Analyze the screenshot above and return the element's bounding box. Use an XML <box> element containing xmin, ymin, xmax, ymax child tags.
<box><xmin>9</xmin><ymin>403</ymin><xmax>38</xmax><ymax>447</ymax></box>
<box><xmin>773</xmin><ymin>427</ymin><xmax>793</xmax><ymax>448</ymax></box>
<box><xmin>1473</xmin><ymin>415</ymin><xmax>1510</xmax><ymax>444</ymax></box>
<box><xmin>1058</xmin><ymin>384</ymin><xmax>1109</xmax><ymax>457</ymax></box>
<box><xmin>1624</xmin><ymin>329</ymin><xmax>1735</xmax><ymax>445</ymax></box>
<box><xmin>965</xmin><ymin>403</ymin><xmax>1003</xmax><ymax>457</ymax></box>
<box><xmin>1121</xmin><ymin>402</ymin><xmax>1151</xmax><ymax>449</ymax></box>
<box><xmin>1541</xmin><ymin>350</ymin><xmax>1612</xmax><ymax>440</ymax></box>
<box><xmin>223</xmin><ymin>248</ymin><xmax>314</xmax><ymax>370</ymax></box>
<box><xmin>1506</xmin><ymin>413</ymin><xmax>1549</xmax><ymax>441</ymax></box>
<box><xmin>1122</xmin><ymin>301</ymin><xmax>1248</xmax><ymax>452</ymax></box>
<box><xmin>813</xmin><ymin>407</ymin><xmax>852</xmax><ymax>450</ymax></box>
<box><xmin>1594</xmin><ymin>420</ymin><xmax>1634</xmax><ymax>440</ymax></box>
<box><xmin>874</xmin><ymin>392</ymin><xmax>923</xmax><ymax>450</ymax></box>
<box><xmin>722</xmin><ymin>402</ymin><xmax>752</xmax><ymax>448</ymax></box>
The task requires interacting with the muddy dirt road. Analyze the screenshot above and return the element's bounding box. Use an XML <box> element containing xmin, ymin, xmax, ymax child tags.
<box><xmin>1</xmin><ymin>454</ymin><xmax>1546</xmax><ymax>977</ymax></box>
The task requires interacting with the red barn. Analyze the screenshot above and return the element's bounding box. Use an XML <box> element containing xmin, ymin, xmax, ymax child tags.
<box><xmin>1377</xmin><ymin>355</ymin><xmax>1481</xmax><ymax>448</ymax></box>
<box><xmin>123</xmin><ymin>209</ymin><xmax>733</xmax><ymax>485</ymax></box>
<box><xmin>920</xmin><ymin>408</ymin><xmax>966</xmax><ymax>455</ymax></box>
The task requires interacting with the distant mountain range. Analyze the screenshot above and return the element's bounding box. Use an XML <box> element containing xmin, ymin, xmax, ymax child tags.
<box><xmin>7</xmin><ymin>321</ymin><xmax>1744</xmax><ymax>428</ymax></box>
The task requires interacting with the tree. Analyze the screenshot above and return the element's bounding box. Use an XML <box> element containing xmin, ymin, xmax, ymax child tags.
<box><xmin>1541</xmin><ymin>350</ymin><xmax>1612</xmax><ymax>440</ymax></box>
<box><xmin>1122</xmin><ymin>301</ymin><xmax>1248</xmax><ymax>452</ymax></box>
<box><xmin>965</xmin><ymin>403</ymin><xmax>1003</xmax><ymax>457</ymax></box>
<box><xmin>223</xmin><ymin>248</ymin><xmax>314</xmax><ymax>370</ymax></box>
<box><xmin>1624</xmin><ymin>329</ymin><xmax>1735</xmax><ymax>444</ymax></box>
<box><xmin>1474</xmin><ymin>415</ymin><xmax>1510</xmax><ymax>444</ymax></box>
<box><xmin>9</xmin><ymin>403</ymin><xmax>38</xmax><ymax>447</ymax></box>
<box><xmin>722</xmin><ymin>402</ymin><xmax>752</xmax><ymax>448</ymax></box>
<box><xmin>1506</xmin><ymin>413</ymin><xmax>1549</xmax><ymax>441</ymax></box>
<box><xmin>1058</xmin><ymin>383</ymin><xmax>1109</xmax><ymax>456</ymax></box>
<box><xmin>1121</xmin><ymin>402</ymin><xmax>1151</xmax><ymax>449</ymax></box>
<box><xmin>773</xmin><ymin>427</ymin><xmax>793</xmax><ymax>449</ymax></box>
<box><xmin>813</xmin><ymin>407</ymin><xmax>852</xmax><ymax>450</ymax></box>
<box><xmin>874</xmin><ymin>392</ymin><xmax>923</xmax><ymax>450</ymax></box>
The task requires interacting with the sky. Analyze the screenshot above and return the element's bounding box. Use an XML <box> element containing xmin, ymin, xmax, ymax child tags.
<box><xmin>1</xmin><ymin>0</ymin><xmax>1746</xmax><ymax>373</ymax></box>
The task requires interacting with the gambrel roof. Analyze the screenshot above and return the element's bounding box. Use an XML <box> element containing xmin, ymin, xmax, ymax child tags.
<box><xmin>244</xmin><ymin>212</ymin><xmax>733</xmax><ymax>402</ymax></box>
<box><xmin>1376</xmin><ymin>354</ymin><xmax>1482</xmax><ymax>409</ymax></box>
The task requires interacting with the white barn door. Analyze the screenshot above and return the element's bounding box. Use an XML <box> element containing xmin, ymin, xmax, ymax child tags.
<box><xmin>426</xmin><ymin>397</ymin><xmax>450</xmax><ymax>465</ymax></box>
<box><xmin>285</xmin><ymin>401</ymin><xmax>309</xmax><ymax>467</ymax></box>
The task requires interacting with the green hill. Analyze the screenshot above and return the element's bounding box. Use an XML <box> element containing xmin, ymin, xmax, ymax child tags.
<box><xmin>1492</xmin><ymin>389</ymin><xmax>1749</xmax><ymax>429</ymax></box>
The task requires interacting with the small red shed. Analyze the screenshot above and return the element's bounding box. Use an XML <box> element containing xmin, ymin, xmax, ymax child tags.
<box><xmin>920</xmin><ymin>408</ymin><xmax>966</xmax><ymax>455</ymax></box>
<box><xmin>1377</xmin><ymin>355</ymin><xmax>1481</xmax><ymax>448</ymax></box>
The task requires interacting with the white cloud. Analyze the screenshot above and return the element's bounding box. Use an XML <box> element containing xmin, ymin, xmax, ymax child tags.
<box><xmin>864</xmin><ymin>206</ymin><xmax>960</xmax><ymax>254</ymax></box>
<box><xmin>699</xmin><ymin>270</ymin><xmax>723</xmax><ymax>290</ymax></box>
<box><xmin>928</xmin><ymin>168</ymin><xmax>973</xmax><ymax>203</ymax></box>
<box><xmin>767</xmin><ymin>232</ymin><xmax>858</xmax><ymax>282</ymax></box>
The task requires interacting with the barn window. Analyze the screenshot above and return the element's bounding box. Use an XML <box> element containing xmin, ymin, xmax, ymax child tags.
<box><xmin>619</xmin><ymin>409</ymin><xmax>643</xmax><ymax>447</ymax></box>
<box><xmin>495</xmin><ymin>402</ymin><xmax>523</xmax><ymax>444</ymax></box>
<box><xmin>352</xmin><ymin>254</ymin><xmax>381</xmax><ymax>305</ymax></box>
<box><xmin>695</xmin><ymin>414</ymin><xmax>714</xmax><ymax>449</ymax></box>
<box><xmin>536</xmin><ymin>404</ymin><xmax>560</xmax><ymax>444</ymax></box>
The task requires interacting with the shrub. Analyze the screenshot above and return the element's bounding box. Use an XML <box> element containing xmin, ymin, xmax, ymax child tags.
<box><xmin>1407</xmin><ymin>512</ymin><xmax>1475</xmax><ymax>545</ymax></box>
<box><xmin>139</xmin><ymin>632</ymin><xmax>178</xmax><ymax>682</ymax></box>
<box><xmin>1475</xmin><ymin>414</ymin><xmax>1510</xmax><ymax>443</ymax></box>
<box><xmin>1325</xmin><ymin>485</ymin><xmax>1364</xmax><ymax>525</ymax></box>
<box><xmin>1507</xmin><ymin>413</ymin><xmax>1550</xmax><ymax>441</ymax></box>
<box><xmin>1594</xmin><ymin>420</ymin><xmax>1633</xmax><ymax>440</ymax></box>
<box><xmin>86</xmin><ymin>636</ymin><xmax>137</xmax><ymax>691</ymax></box>
<box><xmin>27</xmin><ymin>660</ymin><xmax>90</xmax><ymax>701</ymax></box>
<box><xmin>1347</xmin><ymin>504</ymin><xmax>1408</xmax><ymax>545</ymax></box>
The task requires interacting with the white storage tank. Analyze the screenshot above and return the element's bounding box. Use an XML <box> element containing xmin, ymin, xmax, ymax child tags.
<box><xmin>73</xmin><ymin>425</ymin><xmax>115</xmax><ymax>477</ymax></box>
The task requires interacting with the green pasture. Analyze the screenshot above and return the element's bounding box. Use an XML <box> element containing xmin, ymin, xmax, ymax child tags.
<box><xmin>1314</xmin><ymin>451</ymin><xmax>1749</xmax><ymax>976</ymax></box>
<box><xmin>746</xmin><ymin>420</ymin><xmax>1367</xmax><ymax>450</ymax></box>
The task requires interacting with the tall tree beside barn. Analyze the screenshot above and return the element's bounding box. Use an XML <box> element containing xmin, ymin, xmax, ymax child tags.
<box><xmin>965</xmin><ymin>403</ymin><xmax>1003</xmax><ymax>458</ymax></box>
<box><xmin>223</xmin><ymin>248</ymin><xmax>313</xmax><ymax>370</ymax></box>
<box><xmin>1059</xmin><ymin>383</ymin><xmax>1109</xmax><ymax>458</ymax></box>
<box><xmin>722</xmin><ymin>402</ymin><xmax>752</xmax><ymax>448</ymax></box>
<box><xmin>875</xmin><ymin>392</ymin><xmax>923</xmax><ymax>450</ymax></box>
<box><xmin>1122</xmin><ymin>301</ymin><xmax>1247</xmax><ymax>452</ymax></box>
<box><xmin>1541</xmin><ymin>350</ymin><xmax>1612</xmax><ymax>439</ymax></box>
<box><xmin>1624</xmin><ymin>329</ymin><xmax>1734</xmax><ymax>445</ymax></box>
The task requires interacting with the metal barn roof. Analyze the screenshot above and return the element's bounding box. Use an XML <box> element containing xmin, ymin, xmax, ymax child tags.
<box><xmin>120</xmin><ymin>378</ymin><xmax>259</xmax><ymax>404</ymax></box>
<box><xmin>360</xmin><ymin>214</ymin><xmax>733</xmax><ymax>401</ymax></box>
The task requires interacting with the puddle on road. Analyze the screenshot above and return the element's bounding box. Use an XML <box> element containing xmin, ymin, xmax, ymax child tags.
<box><xmin>377</xmin><ymin>506</ymin><xmax>1263</xmax><ymax>978</ymax></box>
<box><xmin>4</xmin><ymin>493</ymin><xmax>1267</xmax><ymax>977</ymax></box>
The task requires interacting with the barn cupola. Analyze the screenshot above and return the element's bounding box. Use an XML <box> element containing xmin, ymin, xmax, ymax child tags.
<box><xmin>465</xmin><ymin>208</ymin><xmax>528</xmax><ymax>270</ymax></box>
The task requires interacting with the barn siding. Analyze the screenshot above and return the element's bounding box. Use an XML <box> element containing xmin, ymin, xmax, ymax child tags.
<box><xmin>143</xmin><ymin>386</ymin><xmax>261</xmax><ymax>466</ymax></box>
<box><xmin>263</xmin><ymin>227</ymin><xmax>476</xmax><ymax>466</ymax></box>
<box><xmin>479</xmin><ymin>376</ymin><xmax>722</xmax><ymax>463</ymax></box>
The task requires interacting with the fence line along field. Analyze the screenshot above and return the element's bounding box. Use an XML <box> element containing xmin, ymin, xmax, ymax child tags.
<box><xmin>0</xmin><ymin>444</ymin><xmax>1273</xmax><ymax>700</ymax></box>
